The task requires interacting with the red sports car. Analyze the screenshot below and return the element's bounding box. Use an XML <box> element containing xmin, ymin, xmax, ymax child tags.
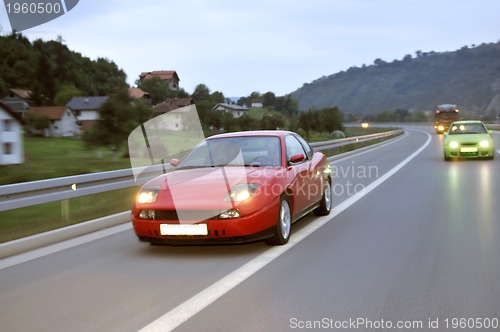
<box><xmin>132</xmin><ymin>130</ymin><xmax>332</xmax><ymax>245</ymax></box>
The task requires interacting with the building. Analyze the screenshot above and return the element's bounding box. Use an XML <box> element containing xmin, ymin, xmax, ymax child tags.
<box><xmin>139</xmin><ymin>70</ymin><xmax>180</xmax><ymax>90</ymax></box>
<box><xmin>251</xmin><ymin>99</ymin><xmax>263</xmax><ymax>108</ymax></box>
<box><xmin>0</xmin><ymin>89</ymin><xmax>32</xmax><ymax>119</ymax></box>
<box><xmin>128</xmin><ymin>87</ymin><xmax>151</xmax><ymax>104</ymax></box>
<box><xmin>152</xmin><ymin>98</ymin><xmax>195</xmax><ymax>131</ymax></box>
<box><xmin>0</xmin><ymin>102</ymin><xmax>25</xmax><ymax>165</ymax></box>
<box><xmin>213</xmin><ymin>103</ymin><xmax>249</xmax><ymax>118</ymax></box>
<box><xmin>66</xmin><ymin>96</ymin><xmax>109</xmax><ymax>132</ymax></box>
<box><xmin>29</xmin><ymin>106</ymin><xmax>80</xmax><ymax>137</ymax></box>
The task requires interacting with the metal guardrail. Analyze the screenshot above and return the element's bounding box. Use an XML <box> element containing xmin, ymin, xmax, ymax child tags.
<box><xmin>310</xmin><ymin>129</ymin><xmax>403</xmax><ymax>150</ymax></box>
<box><xmin>0</xmin><ymin>129</ymin><xmax>403</xmax><ymax>213</ymax></box>
<box><xmin>486</xmin><ymin>124</ymin><xmax>500</xmax><ymax>131</ymax></box>
<box><xmin>0</xmin><ymin>165</ymin><xmax>166</xmax><ymax>212</ymax></box>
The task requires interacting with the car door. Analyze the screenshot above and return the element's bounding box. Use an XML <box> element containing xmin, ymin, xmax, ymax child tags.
<box><xmin>294</xmin><ymin>133</ymin><xmax>324</xmax><ymax>204</ymax></box>
<box><xmin>284</xmin><ymin>134</ymin><xmax>312</xmax><ymax>216</ymax></box>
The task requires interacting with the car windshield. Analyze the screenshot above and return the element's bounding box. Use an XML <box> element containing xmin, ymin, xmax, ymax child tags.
<box><xmin>178</xmin><ymin>136</ymin><xmax>282</xmax><ymax>168</ymax></box>
<box><xmin>449</xmin><ymin>123</ymin><xmax>487</xmax><ymax>135</ymax></box>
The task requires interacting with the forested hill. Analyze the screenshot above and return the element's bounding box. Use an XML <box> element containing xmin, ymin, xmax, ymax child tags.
<box><xmin>291</xmin><ymin>41</ymin><xmax>500</xmax><ymax>117</ymax></box>
<box><xmin>0</xmin><ymin>32</ymin><xmax>128</xmax><ymax>105</ymax></box>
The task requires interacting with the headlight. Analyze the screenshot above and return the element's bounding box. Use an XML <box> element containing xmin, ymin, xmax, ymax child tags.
<box><xmin>449</xmin><ymin>141</ymin><xmax>459</xmax><ymax>149</ymax></box>
<box><xmin>438</xmin><ymin>125</ymin><xmax>445</xmax><ymax>131</ymax></box>
<box><xmin>324</xmin><ymin>164</ymin><xmax>332</xmax><ymax>174</ymax></box>
<box><xmin>219</xmin><ymin>209</ymin><xmax>241</xmax><ymax>219</ymax></box>
<box><xmin>479</xmin><ymin>140</ymin><xmax>490</xmax><ymax>148</ymax></box>
<box><xmin>137</xmin><ymin>186</ymin><xmax>160</xmax><ymax>203</ymax></box>
<box><xmin>225</xmin><ymin>184</ymin><xmax>260</xmax><ymax>202</ymax></box>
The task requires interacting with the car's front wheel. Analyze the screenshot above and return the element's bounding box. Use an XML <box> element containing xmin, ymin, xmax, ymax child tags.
<box><xmin>265</xmin><ymin>197</ymin><xmax>291</xmax><ymax>245</ymax></box>
<box><xmin>314</xmin><ymin>179</ymin><xmax>332</xmax><ymax>216</ymax></box>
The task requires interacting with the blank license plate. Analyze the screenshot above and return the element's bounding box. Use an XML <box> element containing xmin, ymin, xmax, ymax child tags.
<box><xmin>460</xmin><ymin>147</ymin><xmax>477</xmax><ymax>153</ymax></box>
<box><xmin>160</xmin><ymin>224</ymin><xmax>208</xmax><ymax>236</ymax></box>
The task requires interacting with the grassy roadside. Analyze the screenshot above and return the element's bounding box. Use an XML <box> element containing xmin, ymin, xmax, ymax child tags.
<box><xmin>0</xmin><ymin>127</ymin><xmax>399</xmax><ymax>243</ymax></box>
<box><xmin>0</xmin><ymin>137</ymin><xmax>131</xmax><ymax>185</ymax></box>
<box><xmin>0</xmin><ymin>187</ymin><xmax>137</xmax><ymax>243</ymax></box>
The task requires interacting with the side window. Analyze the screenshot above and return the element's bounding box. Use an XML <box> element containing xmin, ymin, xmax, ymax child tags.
<box><xmin>285</xmin><ymin>135</ymin><xmax>306</xmax><ymax>161</ymax></box>
<box><xmin>294</xmin><ymin>134</ymin><xmax>313</xmax><ymax>159</ymax></box>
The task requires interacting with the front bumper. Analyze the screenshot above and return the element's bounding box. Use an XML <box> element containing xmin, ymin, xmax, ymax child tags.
<box><xmin>132</xmin><ymin>198</ymin><xmax>279</xmax><ymax>245</ymax></box>
<box><xmin>444</xmin><ymin>146</ymin><xmax>494</xmax><ymax>159</ymax></box>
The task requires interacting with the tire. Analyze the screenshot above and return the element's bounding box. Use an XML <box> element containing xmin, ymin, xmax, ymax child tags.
<box><xmin>314</xmin><ymin>179</ymin><xmax>332</xmax><ymax>216</ymax></box>
<box><xmin>265</xmin><ymin>196</ymin><xmax>292</xmax><ymax>245</ymax></box>
<box><xmin>444</xmin><ymin>153</ymin><xmax>451</xmax><ymax>162</ymax></box>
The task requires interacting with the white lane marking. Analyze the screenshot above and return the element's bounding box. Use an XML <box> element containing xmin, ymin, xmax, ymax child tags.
<box><xmin>140</xmin><ymin>130</ymin><xmax>432</xmax><ymax>332</ymax></box>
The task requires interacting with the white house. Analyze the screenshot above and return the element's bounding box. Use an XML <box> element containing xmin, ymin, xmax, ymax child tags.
<box><xmin>251</xmin><ymin>100</ymin><xmax>263</xmax><ymax>108</ymax></box>
<box><xmin>0</xmin><ymin>89</ymin><xmax>31</xmax><ymax>119</ymax></box>
<box><xmin>213</xmin><ymin>103</ymin><xmax>249</xmax><ymax>118</ymax></box>
<box><xmin>139</xmin><ymin>70</ymin><xmax>180</xmax><ymax>91</ymax></box>
<box><xmin>67</xmin><ymin>96</ymin><xmax>109</xmax><ymax>132</ymax></box>
<box><xmin>0</xmin><ymin>102</ymin><xmax>24</xmax><ymax>165</ymax></box>
<box><xmin>152</xmin><ymin>98</ymin><xmax>195</xmax><ymax>131</ymax></box>
<box><xmin>30</xmin><ymin>106</ymin><xmax>80</xmax><ymax>137</ymax></box>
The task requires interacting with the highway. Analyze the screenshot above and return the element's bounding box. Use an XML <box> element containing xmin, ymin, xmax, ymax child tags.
<box><xmin>1</xmin><ymin>126</ymin><xmax>499</xmax><ymax>331</ymax></box>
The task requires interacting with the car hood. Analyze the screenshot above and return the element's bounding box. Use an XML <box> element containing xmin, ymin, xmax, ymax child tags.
<box><xmin>445</xmin><ymin>133</ymin><xmax>493</xmax><ymax>144</ymax></box>
<box><xmin>141</xmin><ymin>166</ymin><xmax>282</xmax><ymax>210</ymax></box>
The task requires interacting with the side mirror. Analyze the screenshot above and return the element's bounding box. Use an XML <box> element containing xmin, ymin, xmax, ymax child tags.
<box><xmin>443</xmin><ymin>132</ymin><xmax>448</xmax><ymax>137</ymax></box>
<box><xmin>289</xmin><ymin>153</ymin><xmax>305</xmax><ymax>164</ymax></box>
<box><xmin>488</xmin><ymin>130</ymin><xmax>493</xmax><ymax>135</ymax></box>
<box><xmin>170</xmin><ymin>158</ymin><xmax>180</xmax><ymax>167</ymax></box>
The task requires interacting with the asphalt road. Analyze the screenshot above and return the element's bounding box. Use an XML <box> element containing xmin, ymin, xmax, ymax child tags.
<box><xmin>1</xmin><ymin>126</ymin><xmax>499</xmax><ymax>332</ymax></box>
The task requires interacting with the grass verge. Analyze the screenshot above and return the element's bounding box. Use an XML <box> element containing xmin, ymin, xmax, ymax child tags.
<box><xmin>0</xmin><ymin>187</ymin><xmax>137</xmax><ymax>243</ymax></box>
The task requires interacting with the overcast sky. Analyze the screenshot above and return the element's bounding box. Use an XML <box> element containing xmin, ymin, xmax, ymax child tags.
<box><xmin>1</xmin><ymin>0</ymin><xmax>499</xmax><ymax>97</ymax></box>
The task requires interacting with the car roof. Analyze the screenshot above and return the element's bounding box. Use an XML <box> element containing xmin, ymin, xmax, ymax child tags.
<box><xmin>207</xmin><ymin>130</ymin><xmax>292</xmax><ymax>140</ymax></box>
<box><xmin>450</xmin><ymin>120</ymin><xmax>485</xmax><ymax>125</ymax></box>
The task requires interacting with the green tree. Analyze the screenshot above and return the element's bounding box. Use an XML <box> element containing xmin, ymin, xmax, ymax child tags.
<box><xmin>54</xmin><ymin>84</ymin><xmax>82</xmax><ymax>106</ymax></box>
<box><xmin>298</xmin><ymin>111</ymin><xmax>313</xmax><ymax>140</ymax></box>
<box><xmin>262</xmin><ymin>91</ymin><xmax>276</xmax><ymax>108</ymax></box>
<box><xmin>25</xmin><ymin>112</ymin><xmax>50</xmax><ymax>136</ymax></box>
<box><xmin>0</xmin><ymin>32</ymin><xmax>128</xmax><ymax>101</ymax></box>
<box><xmin>260</xmin><ymin>113</ymin><xmax>285</xmax><ymax>130</ymax></box>
<box><xmin>82</xmin><ymin>89</ymin><xmax>147</xmax><ymax>155</ymax></box>
<box><xmin>192</xmin><ymin>83</ymin><xmax>211</xmax><ymax>102</ymax></box>
<box><xmin>319</xmin><ymin>107</ymin><xmax>344</xmax><ymax>133</ymax></box>
<box><xmin>222</xmin><ymin>112</ymin><xmax>237</xmax><ymax>132</ymax></box>
<box><xmin>238</xmin><ymin>114</ymin><xmax>257</xmax><ymax>131</ymax></box>
<box><xmin>375</xmin><ymin>110</ymin><xmax>396</xmax><ymax>122</ymax></box>
<box><xmin>211</xmin><ymin>91</ymin><xmax>225</xmax><ymax>104</ymax></box>
<box><xmin>137</xmin><ymin>77</ymin><xmax>170</xmax><ymax>105</ymax></box>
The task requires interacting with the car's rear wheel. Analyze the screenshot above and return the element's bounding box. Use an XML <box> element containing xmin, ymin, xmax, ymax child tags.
<box><xmin>314</xmin><ymin>179</ymin><xmax>332</xmax><ymax>216</ymax></box>
<box><xmin>265</xmin><ymin>196</ymin><xmax>291</xmax><ymax>245</ymax></box>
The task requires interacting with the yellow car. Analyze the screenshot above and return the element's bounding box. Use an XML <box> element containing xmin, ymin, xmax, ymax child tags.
<box><xmin>443</xmin><ymin>120</ymin><xmax>495</xmax><ymax>161</ymax></box>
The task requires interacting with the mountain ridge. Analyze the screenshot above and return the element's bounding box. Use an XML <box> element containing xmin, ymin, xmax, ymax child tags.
<box><xmin>290</xmin><ymin>41</ymin><xmax>500</xmax><ymax>118</ymax></box>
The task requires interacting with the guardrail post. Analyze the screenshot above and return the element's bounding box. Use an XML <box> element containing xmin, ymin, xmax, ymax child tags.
<box><xmin>61</xmin><ymin>198</ymin><xmax>70</xmax><ymax>223</ymax></box>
